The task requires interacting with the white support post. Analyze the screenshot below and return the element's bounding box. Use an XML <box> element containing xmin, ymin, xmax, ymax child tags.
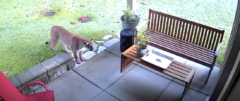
<box><xmin>127</xmin><ymin>0</ymin><xmax>137</xmax><ymax>14</ymax></box>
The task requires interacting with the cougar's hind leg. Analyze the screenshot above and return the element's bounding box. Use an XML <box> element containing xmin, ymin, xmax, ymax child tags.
<box><xmin>62</xmin><ymin>43</ymin><xmax>72</xmax><ymax>54</ymax></box>
<box><xmin>50</xmin><ymin>27</ymin><xmax>59</xmax><ymax>51</ymax></box>
<box><xmin>45</xmin><ymin>41</ymin><xmax>50</xmax><ymax>45</ymax></box>
<box><xmin>50</xmin><ymin>38</ymin><xmax>58</xmax><ymax>51</ymax></box>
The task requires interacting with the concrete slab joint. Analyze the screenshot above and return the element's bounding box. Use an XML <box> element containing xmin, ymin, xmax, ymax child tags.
<box><xmin>47</xmin><ymin>52</ymin><xmax>75</xmax><ymax>81</ymax></box>
<box><xmin>29</xmin><ymin>64</ymin><xmax>48</xmax><ymax>82</ymax></box>
<box><xmin>52</xmin><ymin>52</ymin><xmax>75</xmax><ymax>71</ymax></box>
<box><xmin>15</xmin><ymin>70</ymin><xmax>35</xmax><ymax>94</ymax></box>
<box><xmin>41</xmin><ymin>58</ymin><xmax>60</xmax><ymax>81</ymax></box>
<box><xmin>28</xmin><ymin>63</ymin><xmax>49</xmax><ymax>91</ymax></box>
<box><xmin>9</xmin><ymin>76</ymin><xmax>22</xmax><ymax>90</ymax></box>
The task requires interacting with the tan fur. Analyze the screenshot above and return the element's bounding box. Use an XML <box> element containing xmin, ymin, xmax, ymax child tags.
<box><xmin>46</xmin><ymin>26</ymin><xmax>93</xmax><ymax>64</ymax></box>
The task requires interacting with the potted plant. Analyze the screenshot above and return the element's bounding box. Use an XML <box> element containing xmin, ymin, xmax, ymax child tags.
<box><xmin>136</xmin><ymin>33</ymin><xmax>150</xmax><ymax>57</ymax></box>
<box><xmin>121</xmin><ymin>6</ymin><xmax>140</xmax><ymax>30</ymax></box>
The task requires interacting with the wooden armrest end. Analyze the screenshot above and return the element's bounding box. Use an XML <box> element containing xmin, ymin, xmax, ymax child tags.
<box><xmin>135</xmin><ymin>19</ymin><xmax>150</xmax><ymax>31</ymax></box>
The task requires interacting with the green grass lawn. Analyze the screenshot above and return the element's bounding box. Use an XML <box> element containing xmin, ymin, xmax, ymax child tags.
<box><xmin>0</xmin><ymin>0</ymin><xmax>237</xmax><ymax>78</ymax></box>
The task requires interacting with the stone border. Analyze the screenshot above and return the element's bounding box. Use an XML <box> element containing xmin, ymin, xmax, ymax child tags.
<box><xmin>8</xmin><ymin>37</ymin><xmax>120</xmax><ymax>94</ymax></box>
<box><xmin>9</xmin><ymin>52</ymin><xmax>75</xmax><ymax>94</ymax></box>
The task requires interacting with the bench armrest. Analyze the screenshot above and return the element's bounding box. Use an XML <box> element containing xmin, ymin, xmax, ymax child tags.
<box><xmin>215</xmin><ymin>43</ymin><xmax>222</xmax><ymax>56</ymax></box>
<box><xmin>135</xmin><ymin>19</ymin><xmax>150</xmax><ymax>31</ymax></box>
<box><xmin>134</xmin><ymin>19</ymin><xmax>150</xmax><ymax>44</ymax></box>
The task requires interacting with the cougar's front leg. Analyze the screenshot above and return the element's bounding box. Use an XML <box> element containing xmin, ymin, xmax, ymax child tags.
<box><xmin>79</xmin><ymin>50</ymin><xmax>85</xmax><ymax>61</ymax></box>
<box><xmin>62</xmin><ymin>43</ymin><xmax>72</xmax><ymax>54</ymax></box>
<box><xmin>73</xmin><ymin>51</ymin><xmax>81</xmax><ymax>64</ymax></box>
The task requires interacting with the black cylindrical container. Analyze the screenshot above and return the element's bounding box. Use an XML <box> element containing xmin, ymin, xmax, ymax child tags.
<box><xmin>120</xmin><ymin>29</ymin><xmax>134</xmax><ymax>52</ymax></box>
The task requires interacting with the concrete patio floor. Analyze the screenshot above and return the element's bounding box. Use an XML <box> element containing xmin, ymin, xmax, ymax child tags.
<box><xmin>35</xmin><ymin>42</ymin><xmax>220</xmax><ymax>101</ymax></box>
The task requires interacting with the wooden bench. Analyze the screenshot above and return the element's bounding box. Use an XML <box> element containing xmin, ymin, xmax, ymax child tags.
<box><xmin>135</xmin><ymin>9</ymin><xmax>224</xmax><ymax>83</ymax></box>
<box><xmin>121</xmin><ymin>45</ymin><xmax>196</xmax><ymax>101</ymax></box>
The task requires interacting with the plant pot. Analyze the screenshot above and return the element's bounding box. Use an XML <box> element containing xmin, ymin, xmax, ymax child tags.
<box><xmin>121</xmin><ymin>15</ymin><xmax>140</xmax><ymax>30</ymax></box>
<box><xmin>136</xmin><ymin>48</ymin><xmax>147</xmax><ymax>57</ymax></box>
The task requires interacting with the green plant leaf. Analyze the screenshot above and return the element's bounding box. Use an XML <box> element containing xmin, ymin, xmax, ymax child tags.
<box><xmin>122</xmin><ymin>5</ymin><xmax>132</xmax><ymax>19</ymax></box>
<box><xmin>136</xmin><ymin>33</ymin><xmax>150</xmax><ymax>49</ymax></box>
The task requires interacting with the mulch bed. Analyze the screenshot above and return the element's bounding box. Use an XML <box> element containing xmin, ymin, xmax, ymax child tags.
<box><xmin>78</xmin><ymin>15</ymin><xmax>91</xmax><ymax>23</ymax></box>
<box><xmin>70</xmin><ymin>22</ymin><xmax>76</xmax><ymax>25</ymax></box>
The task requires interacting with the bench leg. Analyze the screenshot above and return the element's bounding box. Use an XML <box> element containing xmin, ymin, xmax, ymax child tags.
<box><xmin>205</xmin><ymin>67</ymin><xmax>213</xmax><ymax>84</ymax></box>
<box><xmin>121</xmin><ymin>55</ymin><xmax>133</xmax><ymax>73</ymax></box>
<box><xmin>180</xmin><ymin>75</ymin><xmax>194</xmax><ymax>101</ymax></box>
<box><xmin>205</xmin><ymin>56</ymin><xmax>216</xmax><ymax>84</ymax></box>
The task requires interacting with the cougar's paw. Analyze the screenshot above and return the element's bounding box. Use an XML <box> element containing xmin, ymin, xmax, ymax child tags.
<box><xmin>80</xmin><ymin>56</ymin><xmax>85</xmax><ymax>61</ymax></box>
<box><xmin>76</xmin><ymin>59</ymin><xmax>81</xmax><ymax>64</ymax></box>
<box><xmin>53</xmin><ymin>48</ymin><xmax>58</xmax><ymax>51</ymax></box>
<box><xmin>66</xmin><ymin>50</ymin><xmax>72</xmax><ymax>54</ymax></box>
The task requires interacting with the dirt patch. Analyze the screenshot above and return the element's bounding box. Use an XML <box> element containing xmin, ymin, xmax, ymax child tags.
<box><xmin>45</xmin><ymin>12</ymin><xmax>56</xmax><ymax>17</ymax></box>
<box><xmin>80</xmin><ymin>4</ymin><xmax>85</xmax><ymax>7</ymax></box>
<box><xmin>70</xmin><ymin>22</ymin><xmax>76</xmax><ymax>25</ymax></box>
<box><xmin>141</xmin><ymin>2</ymin><xmax>148</xmax><ymax>5</ymax></box>
<box><xmin>78</xmin><ymin>15</ymin><xmax>91</xmax><ymax>23</ymax></box>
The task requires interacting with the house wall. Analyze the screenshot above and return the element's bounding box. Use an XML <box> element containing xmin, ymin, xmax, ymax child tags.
<box><xmin>220</xmin><ymin>51</ymin><xmax>240</xmax><ymax>101</ymax></box>
<box><xmin>226</xmin><ymin>70</ymin><xmax>240</xmax><ymax>101</ymax></box>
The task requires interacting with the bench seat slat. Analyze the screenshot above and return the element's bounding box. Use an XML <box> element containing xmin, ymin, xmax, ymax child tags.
<box><xmin>148</xmin><ymin>40</ymin><xmax>214</xmax><ymax>64</ymax></box>
<box><xmin>167</xmin><ymin>62</ymin><xmax>195</xmax><ymax>83</ymax></box>
<box><xmin>145</xmin><ymin>30</ymin><xmax>215</xmax><ymax>58</ymax></box>
<box><xmin>145</xmin><ymin>30</ymin><xmax>215</xmax><ymax>53</ymax></box>
<box><xmin>148</xmin><ymin>33</ymin><xmax>215</xmax><ymax>59</ymax></box>
<box><xmin>150</xmin><ymin>42</ymin><xmax>213</xmax><ymax>65</ymax></box>
<box><xmin>149</xmin><ymin>37</ymin><xmax>214</xmax><ymax>62</ymax></box>
<box><xmin>150</xmin><ymin>39</ymin><xmax>214</xmax><ymax>63</ymax></box>
<box><xmin>166</xmin><ymin>68</ymin><xmax>188</xmax><ymax>79</ymax></box>
<box><xmin>170</xmin><ymin>63</ymin><xmax>191</xmax><ymax>72</ymax></box>
<box><xmin>144</xmin><ymin>29</ymin><xmax>215</xmax><ymax>66</ymax></box>
<box><xmin>168</xmin><ymin>66</ymin><xmax>189</xmax><ymax>76</ymax></box>
<box><xmin>150</xmin><ymin>40</ymin><xmax>213</xmax><ymax>65</ymax></box>
<box><xmin>163</xmin><ymin>71</ymin><xmax>187</xmax><ymax>82</ymax></box>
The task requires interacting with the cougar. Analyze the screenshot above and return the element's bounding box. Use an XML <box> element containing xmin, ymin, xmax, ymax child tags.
<box><xmin>46</xmin><ymin>26</ymin><xmax>93</xmax><ymax>64</ymax></box>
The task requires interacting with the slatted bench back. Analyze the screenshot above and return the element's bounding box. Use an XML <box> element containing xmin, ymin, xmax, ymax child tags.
<box><xmin>147</xmin><ymin>9</ymin><xmax>225</xmax><ymax>51</ymax></box>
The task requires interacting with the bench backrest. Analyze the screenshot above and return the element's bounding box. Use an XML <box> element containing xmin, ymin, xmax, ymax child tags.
<box><xmin>147</xmin><ymin>9</ymin><xmax>224</xmax><ymax>51</ymax></box>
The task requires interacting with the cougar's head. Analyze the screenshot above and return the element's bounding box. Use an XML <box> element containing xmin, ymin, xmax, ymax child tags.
<box><xmin>84</xmin><ymin>39</ymin><xmax>94</xmax><ymax>51</ymax></box>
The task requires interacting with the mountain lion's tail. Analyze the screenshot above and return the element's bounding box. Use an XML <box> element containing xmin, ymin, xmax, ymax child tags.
<box><xmin>45</xmin><ymin>41</ymin><xmax>50</xmax><ymax>45</ymax></box>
